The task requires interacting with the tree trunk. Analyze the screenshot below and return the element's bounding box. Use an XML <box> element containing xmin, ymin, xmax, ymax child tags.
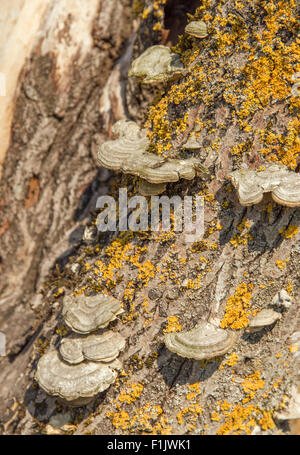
<box><xmin>0</xmin><ymin>0</ymin><xmax>134</xmax><ymax>422</ymax></box>
<box><xmin>0</xmin><ymin>0</ymin><xmax>299</xmax><ymax>436</ymax></box>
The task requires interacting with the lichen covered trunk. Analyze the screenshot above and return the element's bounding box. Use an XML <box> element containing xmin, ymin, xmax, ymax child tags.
<box><xmin>0</xmin><ymin>0</ymin><xmax>299</xmax><ymax>436</ymax></box>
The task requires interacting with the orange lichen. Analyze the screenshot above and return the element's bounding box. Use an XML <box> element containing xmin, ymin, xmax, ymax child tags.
<box><xmin>230</xmin><ymin>218</ymin><xmax>253</xmax><ymax>248</ymax></box>
<box><xmin>220</xmin><ymin>283</ymin><xmax>253</xmax><ymax>329</ymax></box>
<box><xmin>118</xmin><ymin>382</ymin><xmax>144</xmax><ymax>404</ymax></box>
<box><xmin>216</xmin><ymin>403</ymin><xmax>257</xmax><ymax>435</ymax></box>
<box><xmin>143</xmin><ymin>0</ymin><xmax>299</xmax><ymax>170</ymax></box>
<box><xmin>289</xmin><ymin>344</ymin><xmax>299</xmax><ymax>353</ymax></box>
<box><xmin>242</xmin><ymin>372</ymin><xmax>265</xmax><ymax>394</ymax></box>
<box><xmin>107</xmin><ymin>400</ymin><xmax>172</xmax><ymax>435</ymax></box>
<box><xmin>106</xmin><ymin>410</ymin><xmax>130</xmax><ymax>430</ymax></box>
<box><xmin>258</xmin><ymin>411</ymin><xmax>275</xmax><ymax>431</ymax></box>
<box><xmin>177</xmin><ymin>403</ymin><xmax>203</xmax><ymax>425</ymax></box>
<box><xmin>187</xmin><ymin>383</ymin><xmax>201</xmax><ymax>401</ymax></box>
<box><xmin>279</xmin><ymin>225</ymin><xmax>299</xmax><ymax>239</ymax></box>
<box><xmin>163</xmin><ymin>316</ymin><xmax>182</xmax><ymax>334</ymax></box>
<box><xmin>224</xmin><ymin>353</ymin><xmax>239</xmax><ymax>366</ymax></box>
<box><xmin>275</xmin><ymin>259</ymin><xmax>289</xmax><ymax>270</ymax></box>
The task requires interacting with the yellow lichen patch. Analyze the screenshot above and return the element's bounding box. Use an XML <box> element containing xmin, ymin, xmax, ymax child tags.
<box><xmin>289</xmin><ymin>344</ymin><xmax>299</xmax><ymax>353</ymax></box>
<box><xmin>53</xmin><ymin>287</ymin><xmax>65</xmax><ymax>297</ymax></box>
<box><xmin>177</xmin><ymin>403</ymin><xmax>203</xmax><ymax>426</ymax></box>
<box><xmin>215</xmin><ymin>401</ymin><xmax>275</xmax><ymax>435</ymax></box>
<box><xmin>176</xmin><ymin>383</ymin><xmax>203</xmax><ymax>428</ymax></box>
<box><xmin>106</xmin><ymin>410</ymin><xmax>130</xmax><ymax>430</ymax></box>
<box><xmin>154</xmin><ymin>230</ymin><xmax>176</xmax><ymax>243</ymax></box>
<box><xmin>275</xmin><ymin>259</ymin><xmax>289</xmax><ymax>270</ymax></box>
<box><xmin>190</xmin><ymin>238</ymin><xmax>219</xmax><ymax>253</ymax></box>
<box><xmin>107</xmin><ymin>400</ymin><xmax>172</xmax><ymax>435</ymax></box>
<box><xmin>272</xmin><ymin>379</ymin><xmax>282</xmax><ymax>389</ymax></box>
<box><xmin>224</xmin><ymin>353</ymin><xmax>239</xmax><ymax>367</ymax></box>
<box><xmin>211</xmin><ymin>411</ymin><xmax>221</xmax><ymax>422</ymax></box>
<box><xmin>286</xmin><ymin>282</ymin><xmax>294</xmax><ymax>295</ymax></box>
<box><xmin>216</xmin><ymin>403</ymin><xmax>257</xmax><ymax>435</ymax></box>
<box><xmin>230</xmin><ymin>142</ymin><xmax>250</xmax><ymax>157</ymax></box>
<box><xmin>259</xmin><ymin>118</ymin><xmax>300</xmax><ymax>170</ymax></box>
<box><xmin>82</xmin><ymin>232</ymin><xmax>159</xmax><ymax>321</ymax></box>
<box><xmin>55</xmin><ymin>324</ymin><xmax>69</xmax><ymax>337</ymax></box>
<box><xmin>220</xmin><ymin>283</ymin><xmax>253</xmax><ymax>329</ymax></box>
<box><xmin>187</xmin><ymin>382</ymin><xmax>201</xmax><ymax>401</ymax></box>
<box><xmin>72</xmin><ymin>285</ymin><xmax>88</xmax><ymax>296</ymax></box>
<box><xmin>131</xmin><ymin>403</ymin><xmax>172</xmax><ymax>435</ymax></box>
<box><xmin>220</xmin><ymin>400</ymin><xmax>232</xmax><ymax>412</ymax></box>
<box><xmin>163</xmin><ymin>316</ymin><xmax>182</xmax><ymax>334</ymax></box>
<box><xmin>279</xmin><ymin>225</ymin><xmax>299</xmax><ymax>239</ymax></box>
<box><xmin>117</xmin><ymin>382</ymin><xmax>144</xmax><ymax>404</ymax></box>
<box><xmin>141</xmin><ymin>9</ymin><xmax>150</xmax><ymax>20</ymax></box>
<box><xmin>144</xmin><ymin>0</ymin><xmax>299</xmax><ymax>169</ymax></box>
<box><xmin>230</xmin><ymin>218</ymin><xmax>253</xmax><ymax>248</ymax></box>
<box><xmin>242</xmin><ymin>372</ymin><xmax>265</xmax><ymax>394</ymax></box>
<box><xmin>258</xmin><ymin>410</ymin><xmax>275</xmax><ymax>431</ymax></box>
<box><xmin>205</xmin><ymin>220</ymin><xmax>223</xmax><ymax>236</ymax></box>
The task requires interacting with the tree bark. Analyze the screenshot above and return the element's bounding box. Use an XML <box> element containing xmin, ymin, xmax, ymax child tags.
<box><xmin>0</xmin><ymin>0</ymin><xmax>299</xmax><ymax>436</ymax></box>
<box><xmin>0</xmin><ymin>0</ymin><xmax>134</xmax><ymax>421</ymax></box>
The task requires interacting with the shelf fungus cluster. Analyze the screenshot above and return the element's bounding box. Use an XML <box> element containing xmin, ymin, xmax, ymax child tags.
<box><xmin>35</xmin><ymin>294</ymin><xmax>125</xmax><ymax>406</ymax></box>
<box><xmin>164</xmin><ymin>320</ymin><xmax>236</xmax><ymax>360</ymax></box>
<box><xmin>97</xmin><ymin>119</ymin><xmax>207</xmax><ymax>195</ymax></box>
<box><xmin>184</xmin><ymin>21</ymin><xmax>208</xmax><ymax>39</ymax></box>
<box><xmin>128</xmin><ymin>45</ymin><xmax>185</xmax><ymax>84</ymax></box>
<box><xmin>59</xmin><ymin>331</ymin><xmax>126</xmax><ymax>364</ymax></box>
<box><xmin>62</xmin><ymin>293</ymin><xmax>123</xmax><ymax>334</ymax></box>
<box><xmin>229</xmin><ymin>164</ymin><xmax>300</xmax><ymax>207</ymax></box>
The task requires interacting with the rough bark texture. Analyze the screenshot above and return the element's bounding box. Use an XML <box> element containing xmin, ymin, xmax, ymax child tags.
<box><xmin>0</xmin><ymin>0</ymin><xmax>299</xmax><ymax>436</ymax></box>
<box><xmin>0</xmin><ymin>0</ymin><xmax>134</xmax><ymax>425</ymax></box>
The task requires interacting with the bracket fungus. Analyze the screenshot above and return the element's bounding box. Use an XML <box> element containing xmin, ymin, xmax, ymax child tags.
<box><xmin>98</xmin><ymin>119</ymin><xmax>207</xmax><ymax>185</ymax></box>
<box><xmin>164</xmin><ymin>320</ymin><xmax>236</xmax><ymax>360</ymax></box>
<box><xmin>60</xmin><ymin>337</ymin><xmax>84</xmax><ymax>364</ymax></box>
<box><xmin>229</xmin><ymin>164</ymin><xmax>300</xmax><ymax>207</ymax></box>
<box><xmin>137</xmin><ymin>179</ymin><xmax>166</xmax><ymax>196</ymax></box>
<box><xmin>62</xmin><ymin>293</ymin><xmax>123</xmax><ymax>334</ymax></box>
<box><xmin>128</xmin><ymin>45</ymin><xmax>185</xmax><ymax>84</ymax></box>
<box><xmin>60</xmin><ymin>331</ymin><xmax>126</xmax><ymax>364</ymax></box>
<box><xmin>247</xmin><ymin>309</ymin><xmax>281</xmax><ymax>333</ymax></box>
<box><xmin>35</xmin><ymin>349</ymin><xmax>119</xmax><ymax>406</ymax></box>
<box><xmin>185</xmin><ymin>21</ymin><xmax>208</xmax><ymax>39</ymax></box>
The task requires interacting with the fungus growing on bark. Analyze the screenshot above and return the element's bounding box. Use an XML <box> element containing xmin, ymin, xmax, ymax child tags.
<box><xmin>185</xmin><ymin>21</ymin><xmax>208</xmax><ymax>39</ymax></box>
<box><xmin>128</xmin><ymin>45</ymin><xmax>185</xmax><ymax>84</ymax></box>
<box><xmin>247</xmin><ymin>309</ymin><xmax>281</xmax><ymax>333</ymax></box>
<box><xmin>97</xmin><ymin>120</ymin><xmax>208</xmax><ymax>185</ymax></box>
<box><xmin>137</xmin><ymin>179</ymin><xmax>167</xmax><ymax>196</ymax></box>
<box><xmin>35</xmin><ymin>349</ymin><xmax>120</xmax><ymax>406</ymax></box>
<box><xmin>62</xmin><ymin>293</ymin><xmax>123</xmax><ymax>335</ymax></box>
<box><xmin>59</xmin><ymin>331</ymin><xmax>126</xmax><ymax>364</ymax></box>
<box><xmin>229</xmin><ymin>164</ymin><xmax>300</xmax><ymax>207</ymax></box>
<box><xmin>60</xmin><ymin>337</ymin><xmax>84</xmax><ymax>364</ymax></box>
<box><xmin>164</xmin><ymin>320</ymin><xmax>236</xmax><ymax>360</ymax></box>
